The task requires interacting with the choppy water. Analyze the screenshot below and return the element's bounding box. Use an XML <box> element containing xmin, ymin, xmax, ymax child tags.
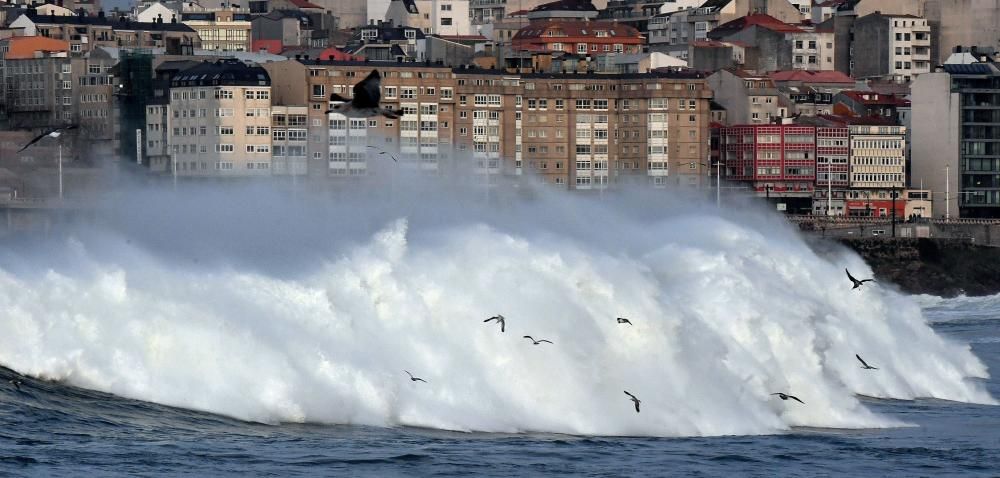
<box><xmin>0</xmin><ymin>185</ymin><xmax>997</xmax><ymax>475</ymax></box>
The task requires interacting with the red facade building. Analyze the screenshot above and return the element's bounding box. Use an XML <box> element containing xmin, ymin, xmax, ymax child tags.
<box><xmin>721</xmin><ymin>124</ymin><xmax>817</xmax><ymax>213</ymax></box>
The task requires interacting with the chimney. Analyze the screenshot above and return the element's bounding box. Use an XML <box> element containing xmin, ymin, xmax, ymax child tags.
<box><xmin>98</xmin><ymin>10</ymin><xmax>105</xmax><ymax>18</ymax></box>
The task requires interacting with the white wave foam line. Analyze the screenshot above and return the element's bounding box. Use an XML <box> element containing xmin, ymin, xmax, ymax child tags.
<box><xmin>0</xmin><ymin>217</ymin><xmax>994</xmax><ymax>437</ymax></box>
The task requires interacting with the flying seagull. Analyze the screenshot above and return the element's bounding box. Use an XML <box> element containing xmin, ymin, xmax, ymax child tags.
<box><xmin>616</xmin><ymin>317</ymin><xmax>633</xmax><ymax>326</ymax></box>
<box><xmin>624</xmin><ymin>390</ymin><xmax>641</xmax><ymax>413</ymax></box>
<box><xmin>856</xmin><ymin>354</ymin><xmax>878</xmax><ymax>370</ymax></box>
<box><xmin>404</xmin><ymin>370</ymin><xmax>427</xmax><ymax>383</ymax></box>
<box><xmin>8</xmin><ymin>379</ymin><xmax>22</xmax><ymax>391</ymax></box>
<box><xmin>522</xmin><ymin>335</ymin><xmax>553</xmax><ymax>345</ymax></box>
<box><xmin>771</xmin><ymin>392</ymin><xmax>805</xmax><ymax>404</ymax></box>
<box><xmin>845</xmin><ymin>268</ymin><xmax>875</xmax><ymax>290</ymax></box>
<box><xmin>325</xmin><ymin>70</ymin><xmax>403</xmax><ymax>119</ymax></box>
<box><xmin>366</xmin><ymin>145</ymin><xmax>398</xmax><ymax>162</ymax></box>
<box><xmin>484</xmin><ymin>315</ymin><xmax>505</xmax><ymax>333</ymax></box>
<box><xmin>17</xmin><ymin>125</ymin><xmax>78</xmax><ymax>153</ymax></box>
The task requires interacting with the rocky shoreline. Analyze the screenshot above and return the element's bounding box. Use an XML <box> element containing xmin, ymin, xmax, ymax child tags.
<box><xmin>810</xmin><ymin>237</ymin><xmax>1000</xmax><ymax>298</ymax></box>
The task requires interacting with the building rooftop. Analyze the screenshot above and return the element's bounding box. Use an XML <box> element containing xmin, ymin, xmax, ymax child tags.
<box><xmin>839</xmin><ymin>90</ymin><xmax>910</xmax><ymax>106</ymax></box>
<box><xmin>531</xmin><ymin>0</ymin><xmax>598</xmax><ymax>13</ymax></box>
<box><xmin>768</xmin><ymin>70</ymin><xmax>855</xmax><ymax>84</ymax></box>
<box><xmin>170</xmin><ymin>59</ymin><xmax>271</xmax><ymax>87</ymax></box>
<box><xmin>513</xmin><ymin>19</ymin><xmax>642</xmax><ymax>41</ymax></box>
<box><xmin>19</xmin><ymin>12</ymin><xmax>196</xmax><ymax>32</ymax></box>
<box><xmin>709</xmin><ymin>13</ymin><xmax>804</xmax><ymax>37</ymax></box>
<box><xmin>2</xmin><ymin>35</ymin><xmax>69</xmax><ymax>59</ymax></box>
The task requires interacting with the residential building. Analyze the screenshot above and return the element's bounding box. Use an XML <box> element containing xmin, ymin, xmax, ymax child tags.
<box><xmin>133</xmin><ymin>2</ymin><xmax>179</xmax><ymax>23</ymax></box>
<box><xmin>720</xmin><ymin>124</ymin><xmax>818</xmax><ymax>213</ymax></box>
<box><xmin>686</xmin><ymin>0</ymin><xmax>803</xmax><ymax>39</ymax></box>
<box><xmin>152</xmin><ymin>59</ymin><xmax>273</xmax><ymax>177</ymax></box>
<box><xmin>270</xmin><ymin>105</ymin><xmax>310</xmax><ymax>177</ymax></box>
<box><xmin>8</xmin><ymin>11</ymin><xmax>200</xmax><ymax>54</ymax></box>
<box><xmin>912</xmin><ymin>60</ymin><xmax>1000</xmax><ymax>219</ymax></box>
<box><xmin>263</xmin><ymin>60</ymin><xmax>711</xmax><ymax>190</ymax></box>
<box><xmin>707</xmin><ymin>68</ymin><xmax>789</xmax><ymax>125</ymax></box>
<box><xmin>849</xmin><ymin>12</ymin><xmax>931</xmax><ymax>82</ymax></box>
<box><xmin>345</xmin><ymin>25</ymin><xmax>427</xmax><ymax>62</ymax></box>
<box><xmin>790</xmin><ymin>23</ymin><xmax>835</xmax><ymax>71</ymax></box>
<box><xmin>769</xmin><ymin>70</ymin><xmax>856</xmax><ymax>116</ymax></box>
<box><xmin>0</xmin><ymin>35</ymin><xmax>117</xmax><ymax>154</ymax></box>
<box><xmin>812</xmin><ymin>125</ymin><xmax>850</xmax><ymax>215</ymax></box>
<box><xmin>384</xmin><ymin>0</ymin><xmax>473</xmax><ymax>36</ymax></box>
<box><xmin>832</xmin><ymin>90</ymin><xmax>909</xmax><ymax>122</ymax></box>
<box><xmin>846</xmin><ymin>122</ymin><xmax>906</xmax><ymax>216</ymax></box>
<box><xmin>181</xmin><ymin>8</ymin><xmax>253</xmax><ymax>52</ymax></box>
<box><xmin>705</xmin><ymin>13</ymin><xmax>801</xmax><ymax>73</ymax></box>
<box><xmin>511</xmin><ymin>19</ymin><xmax>643</xmax><ymax>55</ymax></box>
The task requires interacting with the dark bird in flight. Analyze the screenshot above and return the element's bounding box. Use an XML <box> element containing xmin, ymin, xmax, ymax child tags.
<box><xmin>771</xmin><ymin>392</ymin><xmax>805</xmax><ymax>404</ymax></box>
<box><xmin>523</xmin><ymin>336</ymin><xmax>553</xmax><ymax>345</ymax></box>
<box><xmin>404</xmin><ymin>370</ymin><xmax>427</xmax><ymax>383</ymax></box>
<box><xmin>366</xmin><ymin>145</ymin><xmax>398</xmax><ymax>162</ymax></box>
<box><xmin>484</xmin><ymin>315</ymin><xmax>505</xmax><ymax>333</ymax></box>
<box><xmin>856</xmin><ymin>354</ymin><xmax>878</xmax><ymax>370</ymax></box>
<box><xmin>17</xmin><ymin>125</ymin><xmax>78</xmax><ymax>152</ymax></box>
<box><xmin>624</xmin><ymin>390</ymin><xmax>641</xmax><ymax>413</ymax></box>
<box><xmin>325</xmin><ymin>70</ymin><xmax>403</xmax><ymax>119</ymax></box>
<box><xmin>845</xmin><ymin>268</ymin><xmax>875</xmax><ymax>290</ymax></box>
<box><xmin>616</xmin><ymin>317</ymin><xmax>633</xmax><ymax>326</ymax></box>
<box><xmin>8</xmin><ymin>379</ymin><xmax>22</xmax><ymax>391</ymax></box>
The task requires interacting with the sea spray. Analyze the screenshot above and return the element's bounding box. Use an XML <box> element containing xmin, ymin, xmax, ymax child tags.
<box><xmin>0</xmin><ymin>185</ymin><xmax>993</xmax><ymax>436</ymax></box>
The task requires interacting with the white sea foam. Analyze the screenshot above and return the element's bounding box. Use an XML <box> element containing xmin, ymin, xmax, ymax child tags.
<box><xmin>0</xmin><ymin>183</ymin><xmax>993</xmax><ymax>437</ymax></box>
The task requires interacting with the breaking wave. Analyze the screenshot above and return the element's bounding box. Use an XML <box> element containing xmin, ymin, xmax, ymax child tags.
<box><xmin>0</xmin><ymin>183</ymin><xmax>993</xmax><ymax>436</ymax></box>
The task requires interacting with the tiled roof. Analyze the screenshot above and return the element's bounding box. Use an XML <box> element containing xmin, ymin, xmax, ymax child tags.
<box><xmin>839</xmin><ymin>90</ymin><xmax>910</xmax><ymax>106</ymax></box>
<box><xmin>768</xmin><ymin>70</ymin><xmax>855</xmax><ymax>84</ymax></box>
<box><xmin>709</xmin><ymin>13</ymin><xmax>804</xmax><ymax>38</ymax></box>
<box><xmin>2</xmin><ymin>35</ymin><xmax>68</xmax><ymax>59</ymax></box>
<box><xmin>514</xmin><ymin>20</ymin><xmax>642</xmax><ymax>41</ymax></box>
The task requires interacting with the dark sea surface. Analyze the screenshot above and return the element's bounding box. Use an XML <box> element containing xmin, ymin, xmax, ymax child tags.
<box><xmin>0</xmin><ymin>296</ymin><xmax>997</xmax><ymax>477</ymax></box>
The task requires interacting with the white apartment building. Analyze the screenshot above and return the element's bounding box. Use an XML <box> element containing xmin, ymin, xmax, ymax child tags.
<box><xmin>385</xmin><ymin>0</ymin><xmax>473</xmax><ymax>36</ymax></box>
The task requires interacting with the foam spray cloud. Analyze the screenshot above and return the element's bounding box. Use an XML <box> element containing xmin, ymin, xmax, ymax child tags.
<box><xmin>0</xmin><ymin>178</ymin><xmax>993</xmax><ymax>437</ymax></box>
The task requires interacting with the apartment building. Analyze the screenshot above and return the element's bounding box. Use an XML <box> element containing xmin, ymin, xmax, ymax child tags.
<box><xmin>812</xmin><ymin>125</ymin><xmax>850</xmax><ymax>216</ymax></box>
<box><xmin>850</xmin><ymin>12</ymin><xmax>931</xmax><ymax>83</ymax></box>
<box><xmin>707</xmin><ymin>68</ymin><xmax>788</xmax><ymax>125</ymax></box>
<box><xmin>385</xmin><ymin>0</ymin><xmax>473</xmax><ymax>36</ymax></box>
<box><xmin>912</xmin><ymin>61</ymin><xmax>1000</xmax><ymax>219</ymax></box>
<box><xmin>269</xmin><ymin>105</ymin><xmax>310</xmax><ymax>178</ymax></box>
<box><xmin>8</xmin><ymin>11</ymin><xmax>200</xmax><ymax>54</ymax></box>
<box><xmin>790</xmin><ymin>25</ymin><xmax>835</xmax><ymax>71</ymax></box>
<box><xmin>181</xmin><ymin>9</ymin><xmax>252</xmax><ymax>52</ymax></box>
<box><xmin>0</xmin><ymin>36</ymin><xmax>116</xmax><ymax>149</ymax></box>
<box><xmin>263</xmin><ymin>60</ymin><xmax>711</xmax><ymax>190</ymax></box>
<box><xmin>720</xmin><ymin>124</ymin><xmax>818</xmax><ymax>213</ymax></box>
<box><xmin>148</xmin><ymin>59</ymin><xmax>273</xmax><ymax>176</ymax></box>
<box><xmin>511</xmin><ymin>19</ymin><xmax>644</xmax><ymax>56</ymax></box>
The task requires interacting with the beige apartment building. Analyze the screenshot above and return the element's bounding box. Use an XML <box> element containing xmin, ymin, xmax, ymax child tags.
<box><xmin>147</xmin><ymin>59</ymin><xmax>273</xmax><ymax>176</ymax></box>
<box><xmin>262</xmin><ymin>60</ymin><xmax>712</xmax><ymax>190</ymax></box>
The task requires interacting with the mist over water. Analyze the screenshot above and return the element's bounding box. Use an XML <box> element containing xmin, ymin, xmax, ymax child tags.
<box><xmin>0</xmin><ymin>176</ymin><xmax>994</xmax><ymax>437</ymax></box>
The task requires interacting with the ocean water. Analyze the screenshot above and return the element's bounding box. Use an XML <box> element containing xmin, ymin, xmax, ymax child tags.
<box><xmin>0</xmin><ymin>184</ymin><xmax>997</xmax><ymax>476</ymax></box>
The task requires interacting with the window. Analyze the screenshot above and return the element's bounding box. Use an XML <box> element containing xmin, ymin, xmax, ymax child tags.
<box><xmin>217</xmin><ymin>144</ymin><xmax>234</xmax><ymax>153</ymax></box>
<box><xmin>312</xmin><ymin>84</ymin><xmax>325</xmax><ymax>97</ymax></box>
<box><xmin>441</xmin><ymin>18</ymin><xmax>452</xmax><ymax>26</ymax></box>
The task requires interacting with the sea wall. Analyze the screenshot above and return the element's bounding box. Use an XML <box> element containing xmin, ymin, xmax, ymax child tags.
<box><xmin>833</xmin><ymin>238</ymin><xmax>1000</xmax><ymax>297</ymax></box>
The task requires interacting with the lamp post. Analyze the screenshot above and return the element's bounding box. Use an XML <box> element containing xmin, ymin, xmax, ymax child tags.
<box><xmin>945</xmin><ymin>164</ymin><xmax>950</xmax><ymax>221</ymax></box>
<box><xmin>695</xmin><ymin>161</ymin><xmax>722</xmax><ymax>207</ymax></box>
<box><xmin>57</xmin><ymin>143</ymin><xmax>63</xmax><ymax>200</ymax></box>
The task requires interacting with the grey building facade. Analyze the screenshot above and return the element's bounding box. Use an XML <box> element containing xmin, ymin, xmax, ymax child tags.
<box><xmin>912</xmin><ymin>62</ymin><xmax>1000</xmax><ymax>219</ymax></box>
